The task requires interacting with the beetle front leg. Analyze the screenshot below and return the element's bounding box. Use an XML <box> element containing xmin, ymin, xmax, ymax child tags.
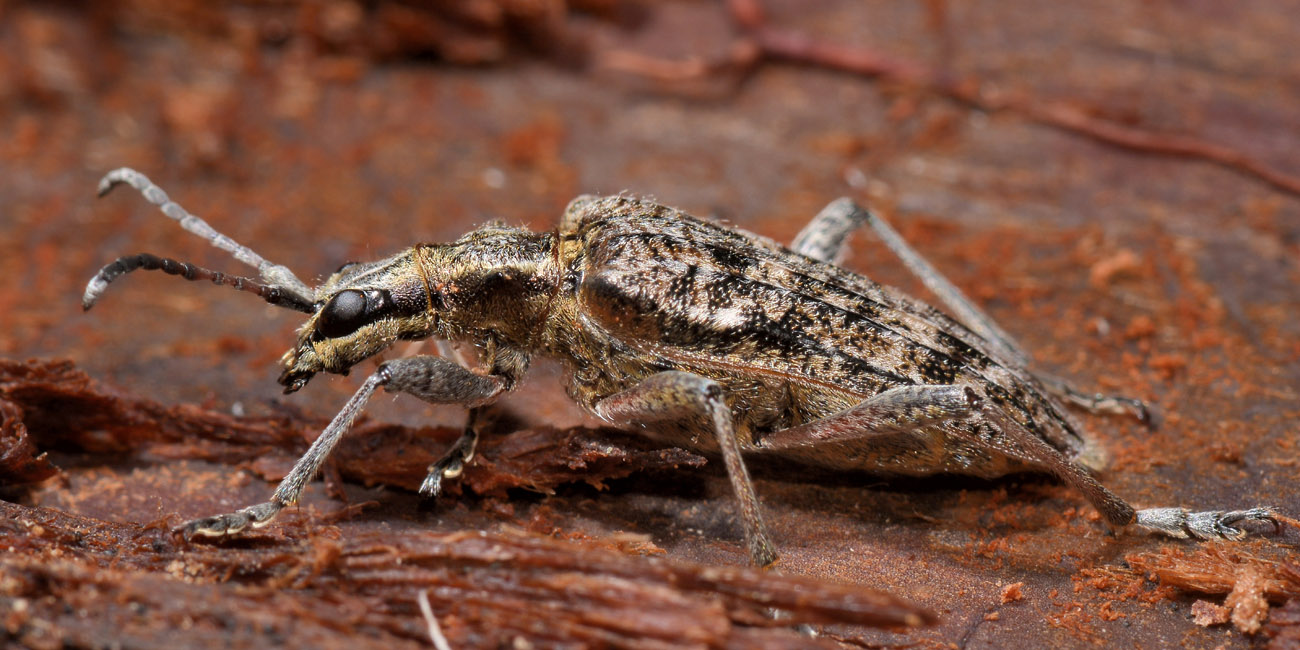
<box><xmin>178</xmin><ymin>356</ymin><xmax>505</xmax><ymax>539</ymax></box>
<box><xmin>419</xmin><ymin>406</ymin><xmax>484</xmax><ymax>497</ymax></box>
<box><xmin>593</xmin><ymin>371</ymin><xmax>777</xmax><ymax>567</ymax></box>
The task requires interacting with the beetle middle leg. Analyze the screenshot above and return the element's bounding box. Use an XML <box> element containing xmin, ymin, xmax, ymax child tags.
<box><xmin>1035</xmin><ymin>373</ymin><xmax>1152</xmax><ymax>425</ymax></box>
<box><xmin>178</xmin><ymin>356</ymin><xmax>506</xmax><ymax>538</ymax></box>
<box><xmin>592</xmin><ymin>370</ymin><xmax>778</xmax><ymax>567</ymax></box>
<box><xmin>416</xmin><ymin>341</ymin><xmax>529</xmax><ymax>497</ymax></box>
<box><xmin>794</xmin><ymin>198</ymin><xmax>1027</xmax><ymax>365</ymax></box>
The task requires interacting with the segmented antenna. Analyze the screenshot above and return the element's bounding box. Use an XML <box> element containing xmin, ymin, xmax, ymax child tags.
<box><xmin>94</xmin><ymin>167</ymin><xmax>315</xmax><ymax>305</ymax></box>
<box><xmin>83</xmin><ymin>253</ymin><xmax>315</xmax><ymax>313</ymax></box>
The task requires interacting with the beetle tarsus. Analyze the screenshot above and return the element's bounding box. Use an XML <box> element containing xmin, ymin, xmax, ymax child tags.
<box><xmin>420</xmin><ymin>419</ymin><xmax>481</xmax><ymax>498</ymax></box>
<box><xmin>177</xmin><ymin>499</ymin><xmax>285</xmax><ymax>538</ymax></box>
<box><xmin>1135</xmin><ymin>506</ymin><xmax>1280</xmax><ymax>540</ymax></box>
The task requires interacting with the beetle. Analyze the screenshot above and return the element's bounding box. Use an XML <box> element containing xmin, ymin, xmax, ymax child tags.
<box><xmin>83</xmin><ymin>167</ymin><xmax>1275</xmax><ymax>566</ymax></box>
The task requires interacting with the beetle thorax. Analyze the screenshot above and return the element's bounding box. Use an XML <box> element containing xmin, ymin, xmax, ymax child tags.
<box><xmin>417</xmin><ymin>227</ymin><xmax>561</xmax><ymax>350</ymax></box>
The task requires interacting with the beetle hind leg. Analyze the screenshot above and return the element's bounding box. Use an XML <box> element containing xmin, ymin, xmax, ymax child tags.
<box><xmin>182</xmin><ymin>500</ymin><xmax>286</xmax><ymax>538</ymax></box>
<box><xmin>757</xmin><ymin>384</ymin><xmax>981</xmax><ymax>450</ymax></box>
<box><xmin>798</xmin><ymin>198</ymin><xmax>1153</xmax><ymax>428</ymax></box>
<box><xmin>768</xmin><ymin>389</ymin><xmax>1278</xmax><ymax>543</ymax></box>
<box><xmin>979</xmin><ymin>404</ymin><xmax>1279</xmax><ymax>541</ymax></box>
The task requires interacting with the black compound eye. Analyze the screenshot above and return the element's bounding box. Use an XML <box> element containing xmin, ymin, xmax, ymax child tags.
<box><xmin>316</xmin><ymin>289</ymin><xmax>368</xmax><ymax>338</ymax></box>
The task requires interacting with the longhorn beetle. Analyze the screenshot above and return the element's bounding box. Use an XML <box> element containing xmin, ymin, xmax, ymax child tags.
<box><xmin>84</xmin><ymin>168</ymin><xmax>1276</xmax><ymax>567</ymax></box>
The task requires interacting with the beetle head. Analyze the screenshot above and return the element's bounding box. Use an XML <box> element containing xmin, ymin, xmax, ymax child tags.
<box><xmin>278</xmin><ymin>251</ymin><xmax>435</xmax><ymax>393</ymax></box>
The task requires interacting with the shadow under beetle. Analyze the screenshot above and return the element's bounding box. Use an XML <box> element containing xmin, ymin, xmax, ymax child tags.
<box><xmin>83</xmin><ymin>167</ymin><xmax>1276</xmax><ymax>567</ymax></box>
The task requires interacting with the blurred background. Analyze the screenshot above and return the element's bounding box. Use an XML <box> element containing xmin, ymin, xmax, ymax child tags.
<box><xmin>1</xmin><ymin>1</ymin><xmax>1298</xmax><ymax>648</ymax></box>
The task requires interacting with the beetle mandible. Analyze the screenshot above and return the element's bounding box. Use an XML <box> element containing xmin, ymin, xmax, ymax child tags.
<box><xmin>83</xmin><ymin>167</ymin><xmax>1276</xmax><ymax>567</ymax></box>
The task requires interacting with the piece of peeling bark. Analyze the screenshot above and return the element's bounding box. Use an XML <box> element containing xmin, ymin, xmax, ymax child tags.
<box><xmin>1227</xmin><ymin>568</ymin><xmax>1270</xmax><ymax>634</ymax></box>
<box><xmin>1192</xmin><ymin>599</ymin><xmax>1230</xmax><ymax>627</ymax></box>
<box><xmin>0</xmin><ymin>501</ymin><xmax>932</xmax><ymax>649</ymax></box>
<box><xmin>1125</xmin><ymin>543</ymin><xmax>1300</xmax><ymax>635</ymax></box>
<box><xmin>0</xmin><ymin>398</ymin><xmax>59</xmax><ymax>487</ymax></box>
<box><xmin>0</xmin><ymin>358</ymin><xmax>704</xmax><ymax>500</ymax></box>
<box><xmin>1</xmin><ymin>357</ymin><xmax>935</xmax><ymax>645</ymax></box>
<box><xmin>1265</xmin><ymin>599</ymin><xmax>1300</xmax><ymax>650</ymax></box>
<box><xmin>0</xmin><ymin>358</ymin><xmax>306</xmax><ymax>460</ymax></box>
<box><xmin>331</xmin><ymin>422</ymin><xmax>707</xmax><ymax>497</ymax></box>
<box><xmin>1125</xmin><ymin>544</ymin><xmax>1300</xmax><ymax>601</ymax></box>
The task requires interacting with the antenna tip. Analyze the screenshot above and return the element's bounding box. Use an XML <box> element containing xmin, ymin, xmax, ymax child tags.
<box><xmin>96</xmin><ymin>167</ymin><xmax>143</xmax><ymax>197</ymax></box>
<box><xmin>96</xmin><ymin>177</ymin><xmax>119</xmax><ymax>198</ymax></box>
<box><xmin>82</xmin><ymin>275</ymin><xmax>110</xmax><ymax>310</ymax></box>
